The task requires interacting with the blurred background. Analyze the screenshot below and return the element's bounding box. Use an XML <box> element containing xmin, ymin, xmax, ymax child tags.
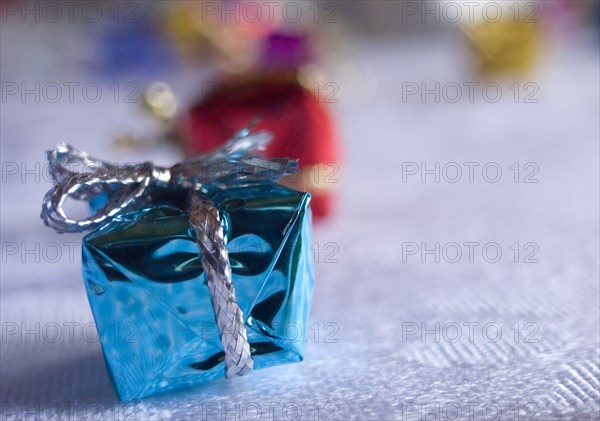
<box><xmin>1</xmin><ymin>1</ymin><xmax>599</xmax><ymax>419</ymax></box>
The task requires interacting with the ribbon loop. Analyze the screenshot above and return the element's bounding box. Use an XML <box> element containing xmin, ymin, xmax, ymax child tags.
<box><xmin>41</xmin><ymin>127</ymin><xmax>296</xmax><ymax>234</ymax></box>
<box><xmin>47</xmin><ymin>143</ymin><xmax>116</xmax><ymax>183</ymax></box>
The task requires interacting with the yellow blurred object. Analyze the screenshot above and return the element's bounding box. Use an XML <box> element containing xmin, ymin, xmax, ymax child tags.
<box><xmin>163</xmin><ymin>3</ymin><xmax>210</xmax><ymax>58</ymax></box>
<box><xmin>113</xmin><ymin>135</ymin><xmax>158</xmax><ymax>151</ymax></box>
<box><xmin>171</xmin><ymin>0</ymin><xmax>275</xmax><ymax>73</ymax></box>
<box><xmin>464</xmin><ymin>18</ymin><xmax>539</xmax><ymax>76</ymax></box>
<box><xmin>279</xmin><ymin>164</ymin><xmax>338</xmax><ymax>196</ymax></box>
<box><xmin>112</xmin><ymin>82</ymin><xmax>178</xmax><ymax>152</ymax></box>
<box><xmin>142</xmin><ymin>82</ymin><xmax>178</xmax><ymax>122</ymax></box>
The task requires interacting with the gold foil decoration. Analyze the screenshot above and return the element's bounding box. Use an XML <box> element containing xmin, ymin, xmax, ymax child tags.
<box><xmin>464</xmin><ymin>16</ymin><xmax>539</xmax><ymax>76</ymax></box>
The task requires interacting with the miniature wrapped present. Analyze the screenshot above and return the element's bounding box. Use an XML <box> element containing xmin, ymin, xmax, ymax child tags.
<box><xmin>41</xmin><ymin>127</ymin><xmax>314</xmax><ymax>401</ymax></box>
<box><xmin>184</xmin><ymin>77</ymin><xmax>340</xmax><ymax>220</ymax></box>
<box><xmin>462</xmin><ymin>2</ymin><xmax>539</xmax><ymax>76</ymax></box>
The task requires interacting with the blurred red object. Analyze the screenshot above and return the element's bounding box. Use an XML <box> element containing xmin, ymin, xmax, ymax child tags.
<box><xmin>182</xmin><ymin>75</ymin><xmax>340</xmax><ymax>220</ymax></box>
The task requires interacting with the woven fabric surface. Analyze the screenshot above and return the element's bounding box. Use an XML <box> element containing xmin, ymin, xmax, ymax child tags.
<box><xmin>1</xmin><ymin>27</ymin><xmax>599</xmax><ymax>420</ymax></box>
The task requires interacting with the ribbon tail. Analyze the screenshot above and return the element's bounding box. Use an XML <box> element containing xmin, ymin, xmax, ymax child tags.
<box><xmin>188</xmin><ymin>193</ymin><xmax>254</xmax><ymax>377</ymax></box>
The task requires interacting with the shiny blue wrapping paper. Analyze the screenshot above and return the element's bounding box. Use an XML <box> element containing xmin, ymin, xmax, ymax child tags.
<box><xmin>81</xmin><ymin>182</ymin><xmax>314</xmax><ymax>401</ymax></box>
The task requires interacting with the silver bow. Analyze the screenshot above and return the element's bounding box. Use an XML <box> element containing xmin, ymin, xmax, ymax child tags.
<box><xmin>41</xmin><ymin>125</ymin><xmax>298</xmax><ymax>378</ymax></box>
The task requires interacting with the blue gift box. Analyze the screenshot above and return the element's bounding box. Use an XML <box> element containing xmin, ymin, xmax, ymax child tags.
<box><xmin>81</xmin><ymin>183</ymin><xmax>314</xmax><ymax>401</ymax></box>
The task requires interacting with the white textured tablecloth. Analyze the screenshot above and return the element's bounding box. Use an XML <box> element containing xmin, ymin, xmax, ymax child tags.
<box><xmin>1</xmin><ymin>21</ymin><xmax>599</xmax><ymax>420</ymax></box>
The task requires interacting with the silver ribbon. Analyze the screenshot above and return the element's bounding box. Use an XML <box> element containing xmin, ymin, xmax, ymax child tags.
<box><xmin>41</xmin><ymin>125</ymin><xmax>298</xmax><ymax>377</ymax></box>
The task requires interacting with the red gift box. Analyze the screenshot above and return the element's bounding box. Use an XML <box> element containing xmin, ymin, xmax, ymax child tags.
<box><xmin>182</xmin><ymin>76</ymin><xmax>340</xmax><ymax>219</ymax></box>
